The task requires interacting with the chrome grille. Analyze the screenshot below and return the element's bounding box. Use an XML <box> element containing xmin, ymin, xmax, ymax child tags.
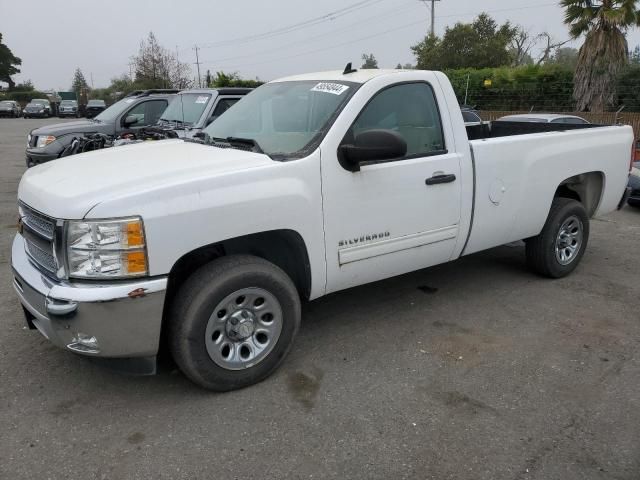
<box><xmin>21</xmin><ymin>206</ymin><xmax>55</xmax><ymax>239</ymax></box>
<box><xmin>25</xmin><ymin>238</ymin><xmax>57</xmax><ymax>273</ymax></box>
<box><xmin>19</xmin><ymin>203</ymin><xmax>59</xmax><ymax>276</ymax></box>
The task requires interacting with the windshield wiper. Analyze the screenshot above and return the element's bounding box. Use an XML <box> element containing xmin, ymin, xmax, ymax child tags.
<box><xmin>225</xmin><ymin>137</ymin><xmax>264</xmax><ymax>154</ymax></box>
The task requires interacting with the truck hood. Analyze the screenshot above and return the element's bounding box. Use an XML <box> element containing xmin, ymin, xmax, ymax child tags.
<box><xmin>18</xmin><ymin>140</ymin><xmax>273</xmax><ymax>219</ymax></box>
<box><xmin>31</xmin><ymin>119</ymin><xmax>110</xmax><ymax>136</ymax></box>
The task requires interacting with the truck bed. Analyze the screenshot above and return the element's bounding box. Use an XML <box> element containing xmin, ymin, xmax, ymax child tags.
<box><xmin>463</xmin><ymin>125</ymin><xmax>633</xmax><ymax>256</ymax></box>
<box><xmin>466</xmin><ymin>120</ymin><xmax>607</xmax><ymax>141</ymax></box>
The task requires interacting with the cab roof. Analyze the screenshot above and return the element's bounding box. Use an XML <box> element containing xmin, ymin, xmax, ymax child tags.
<box><xmin>272</xmin><ymin>69</ymin><xmax>412</xmax><ymax>84</ymax></box>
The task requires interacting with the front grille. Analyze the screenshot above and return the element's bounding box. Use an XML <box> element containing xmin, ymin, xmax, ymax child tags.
<box><xmin>21</xmin><ymin>205</ymin><xmax>55</xmax><ymax>239</ymax></box>
<box><xmin>25</xmin><ymin>239</ymin><xmax>57</xmax><ymax>274</ymax></box>
<box><xmin>20</xmin><ymin>203</ymin><xmax>58</xmax><ymax>276</ymax></box>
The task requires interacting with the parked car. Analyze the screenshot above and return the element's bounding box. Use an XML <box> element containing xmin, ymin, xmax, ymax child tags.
<box><xmin>58</xmin><ymin>100</ymin><xmax>80</xmax><ymax>118</ymax></box>
<box><xmin>0</xmin><ymin>100</ymin><xmax>22</xmax><ymax>117</ymax></box>
<box><xmin>12</xmin><ymin>68</ymin><xmax>633</xmax><ymax>391</ymax></box>
<box><xmin>497</xmin><ymin>113</ymin><xmax>590</xmax><ymax>124</ymax></box>
<box><xmin>85</xmin><ymin>99</ymin><xmax>107</xmax><ymax>118</ymax></box>
<box><xmin>24</xmin><ymin>89</ymin><xmax>177</xmax><ymax>166</ymax></box>
<box><xmin>628</xmin><ymin>162</ymin><xmax>640</xmax><ymax>208</ymax></box>
<box><xmin>155</xmin><ymin>88</ymin><xmax>251</xmax><ymax>139</ymax></box>
<box><xmin>23</xmin><ymin>101</ymin><xmax>49</xmax><ymax>118</ymax></box>
<box><xmin>30</xmin><ymin>98</ymin><xmax>52</xmax><ymax>117</ymax></box>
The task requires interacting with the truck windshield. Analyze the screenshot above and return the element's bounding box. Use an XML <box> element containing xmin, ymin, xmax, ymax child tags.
<box><xmin>160</xmin><ymin>93</ymin><xmax>211</xmax><ymax>126</ymax></box>
<box><xmin>203</xmin><ymin>80</ymin><xmax>358</xmax><ymax>159</ymax></box>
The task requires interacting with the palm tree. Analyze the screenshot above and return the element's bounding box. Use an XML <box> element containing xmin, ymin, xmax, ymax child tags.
<box><xmin>561</xmin><ymin>0</ymin><xmax>640</xmax><ymax>111</ymax></box>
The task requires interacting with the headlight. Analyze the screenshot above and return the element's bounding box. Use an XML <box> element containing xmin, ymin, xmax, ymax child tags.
<box><xmin>36</xmin><ymin>135</ymin><xmax>56</xmax><ymax>148</ymax></box>
<box><xmin>66</xmin><ymin>217</ymin><xmax>148</xmax><ymax>279</ymax></box>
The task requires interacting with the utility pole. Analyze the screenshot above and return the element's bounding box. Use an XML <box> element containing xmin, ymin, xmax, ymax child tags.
<box><xmin>419</xmin><ymin>0</ymin><xmax>441</xmax><ymax>37</ymax></box>
<box><xmin>193</xmin><ymin>45</ymin><xmax>202</xmax><ymax>88</ymax></box>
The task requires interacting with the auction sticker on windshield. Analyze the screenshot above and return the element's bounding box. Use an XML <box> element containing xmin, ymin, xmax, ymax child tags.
<box><xmin>311</xmin><ymin>83</ymin><xmax>350</xmax><ymax>95</ymax></box>
<box><xmin>195</xmin><ymin>96</ymin><xmax>208</xmax><ymax>104</ymax></box>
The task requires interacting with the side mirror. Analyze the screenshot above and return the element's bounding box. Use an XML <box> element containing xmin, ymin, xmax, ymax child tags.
<box><xmin>123</xmin><ymin>115</ymin><xmax>139</xmax><ymax>127</ymax></box>
<box><xmin>338</xmin><ymin>129</ymin><xmax>407</xmax><ymax>172</ymax></box>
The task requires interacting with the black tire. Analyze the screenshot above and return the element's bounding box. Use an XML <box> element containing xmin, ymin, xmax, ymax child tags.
<box><xmin>526</xmin><ymin>198</ymin><xmax>590</xmax><ymax>278</ymax></box>
<box><xmin>168</xmin><ymin>255</ymin><xmax>301</xmax><ymax>391</ymax></box>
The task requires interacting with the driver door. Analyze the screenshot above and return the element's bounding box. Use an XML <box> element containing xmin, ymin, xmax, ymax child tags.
<box><xmin>321</xmin><ymin>81</ymin><xmax>463</xmax><ymax>293</ymax></box>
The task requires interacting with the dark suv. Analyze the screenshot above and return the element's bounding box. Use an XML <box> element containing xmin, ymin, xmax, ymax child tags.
<box><xmin>25</xmin><ymin>89</ymin><xmax>177</xmax><ymax>167</ymax></box>
<box><xmin>86</xmin><ymin>99</ymin><xmax>107</xmax><ymax>118</ymax></box>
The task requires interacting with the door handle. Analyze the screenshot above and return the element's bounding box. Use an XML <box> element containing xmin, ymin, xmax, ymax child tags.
<box><xmin>425</xmin><ymin>174</ymin><xmax>457</xmax><ymax>186</ymax></box>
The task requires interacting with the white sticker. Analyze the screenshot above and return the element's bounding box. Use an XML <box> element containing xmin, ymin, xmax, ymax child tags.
<box><xmin>311</xmin><ymin>82</ymin><xmax>350</xmax><ymax>95</ymax></box>
<box><xmin>195</xmin><ymin>96</ymin><xmax>208</xmax><ymax>104</ymax></box>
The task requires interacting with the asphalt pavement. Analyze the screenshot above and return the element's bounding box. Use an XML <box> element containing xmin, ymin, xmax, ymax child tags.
<box><xmin>0</xmin><ymin>117</ymin><xmax>639</xmax><ymax>480</ymax></box>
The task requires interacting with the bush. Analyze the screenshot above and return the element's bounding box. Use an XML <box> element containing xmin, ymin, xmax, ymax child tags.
<box><xmin>0</xmin><ymin>90</ymin><xmax>50</xmax><ymax>106</ymax></box>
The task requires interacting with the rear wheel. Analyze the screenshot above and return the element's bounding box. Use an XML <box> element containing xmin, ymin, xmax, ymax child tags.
<box><xmin>168</xmin><ymin>255</ymin><xmax>301</xmax><ymax>391</ymax></box>
<box><xmin>526</xmin><ymin>198</ymin><xmax>589</xmax><ymax>278</ymax></box>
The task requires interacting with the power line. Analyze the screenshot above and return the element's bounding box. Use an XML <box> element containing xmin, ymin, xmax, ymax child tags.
<box><xmin>198</xmin><ymin>1</ymin><xmax>562</xmax><ymax>72</ymax></box>
<box><xmin>199</xmin><ymin>0</ymin><xmax>418</xmax><ymax>66</ymax></box>
<box><xmin>193</xmin><ymin>0</ymin><xmax>389</xmax><ymax>51</ymax></box>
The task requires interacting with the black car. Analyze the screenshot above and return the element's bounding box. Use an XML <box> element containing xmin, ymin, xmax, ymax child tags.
<box><xmin>31</xmin><ymin>98</ymin><xmax>52</xmax><ymax>116</ymax></box>
<box><xmin>23</xmin><ymin>101</ymin><xmax>50</xmax><ymax>118</ymax></box>
<box><xmin>0</xmin><ymin>100</ymin><xmax>21</xmax><ymax>117</ymax></box>
<box><xmin>25</xmin><ymin>89</ymin><xmax>177</xmax><ymax>167</ymax></box>
<box><xmin>58</xmin><ymin>100</ymin><xmax>80</xmax><ymax>118</ymax></box>
<box><xmin>628</xmin><ymin>162</ymin><xmax>640</xmax><ymax>208</ymax></box>
<box><xmin>85</xmin><ymin>99</ymin><xmax>107</xmax><ymax>118</ymax></box>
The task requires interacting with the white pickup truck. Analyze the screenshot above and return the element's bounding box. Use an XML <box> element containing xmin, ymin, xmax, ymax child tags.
<box><xmin>12</xmin><ymin>67</ymin><xmax>633</xmax><ymax>390</ymax></box>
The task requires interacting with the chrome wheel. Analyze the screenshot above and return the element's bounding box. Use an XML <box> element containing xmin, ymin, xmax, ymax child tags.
<box><xmin>555</xmin><ymin>215</ymin><xmax>583</xmax><ymax>265</ymax></box>
<box><xmin>205</xmin><ymin>287</ymin><xmax>283</xmax><ymax>370</ymax></box>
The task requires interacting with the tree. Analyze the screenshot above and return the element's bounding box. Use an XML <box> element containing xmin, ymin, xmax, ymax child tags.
<box><xmin>630</xmin><ymin>45</ymin><xmax>640</xmax><ymax>64</ymax></box>
<box><xmin>0</xmin><ymin>33</ymin><xmax>22</xmax><ymax>89</ymax></box>
<box><xmin>210</xmin><ymin>71</ymin><xmax>263</xmax><ymax>88</ymax></box>
<box><xmin>13</xmin><ymin>80</ymin><xmax>34</xmax><ymax>91</ymax></box>
<box><xmin>510</xmin><ymin>28</ymin><xmax>537</xmax><ymax>66</ymax></box>
<box><xmin>361</xmin><ymin>53</ymin><xmax>379</xmax><ymax>69</ymax></box>
<box><xmin>412</xmin><ymin>13</ymin><xmax>518</xmax><ymax>70</ymax></box>
<box><xmin>561</xmin><ymin>0</ymin><xmax>640</xmax><ymax>112</ymax></box>
<box><xmin>132</xmin><ymin>32</ymin><xmax>193</xmax><ymax>89</ymax></box>
<box><xmin>548</xmin><ymin>47</ymin><xmax>580</xmax><ymax>69</ymax></box>
<box><xmin>71</xmin><ymin>68</ymin><xmax>89</xmax><ymax>94</ymax></box>
<box><xmin>535</xmin><ymin>33</ymin><xmax>570</xmax><ymax>66</ymax></box>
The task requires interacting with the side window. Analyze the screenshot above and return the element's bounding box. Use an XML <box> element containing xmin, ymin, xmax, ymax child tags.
<box><xmin>349</xmin><ymin>83</ymin><xmax>445</xmax><ymax>158</ymax></box>
<box><xmin>125</xmin><ymin>99</ymin><xmax>168</xmax><ymax>126</ymax></box>
<box><xmin>208</xmin><ymin>98</ymin><xmax>240</xmax><ymax>125</ymax></box>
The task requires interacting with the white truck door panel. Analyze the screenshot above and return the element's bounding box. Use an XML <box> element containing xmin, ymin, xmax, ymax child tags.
<box><xmin>320</xmin><ymin>80</ymin><xmax>462</xmax><ymax>293</ymax></box>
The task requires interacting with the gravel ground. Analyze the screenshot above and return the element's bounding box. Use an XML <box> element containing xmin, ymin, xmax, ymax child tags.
<box><xmin>0</xmin><ymin>117</ymin><xmax>639</xmax><ymax>480</ymax></box>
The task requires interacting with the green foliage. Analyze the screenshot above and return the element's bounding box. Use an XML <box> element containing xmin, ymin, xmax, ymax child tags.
<box><xmin>547</xmin><ymin>47</ymin><xmax>579</xmax><ymax>69</ymax></box>
<box><xmin>412</xmin><ymin>13</ymin><xmax>518</xmax><ymax>70</ymax></box>
<box><xmin>13</xmin><ymin>79</ymin><xmax>34</xmax><ymax>91</ymax></box>
<box><xmin>446</xmin><ymin>65</ymin><xmax>576</xmax><ymax>111</ymax></box>
<box><xmin>361</xmin><ymin>53</ymin><xmax>379</xmax><ymax>69</ymax></box>
<box><xmin>0</xmin><ymin>90</ymin><xmax>49</xmax><ymax>105</ymax></box>
<box><xmin>209</xmin><ymin>71</ymin><xmax>263</xmax><ymax>88</ymax></box>
<box><xmin>0</xmin><ymin>33</ymin><xmax>22</xmax><ymax>89</ymax></box>
<box><xmin>616</xmin><ymin>64</ymin><xmax>640</xmax><ymax>110</ymax></box>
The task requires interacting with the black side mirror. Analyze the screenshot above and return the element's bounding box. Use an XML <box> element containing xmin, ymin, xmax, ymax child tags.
<box><xmin>338</xmin><ymin>129</ymin><xmax>407</xmax><ymax>172</ymax></box>
<box><xmin>123</xmin><ymin>115</ymin><xmax>139</xmax><ymax>127</ymax></box>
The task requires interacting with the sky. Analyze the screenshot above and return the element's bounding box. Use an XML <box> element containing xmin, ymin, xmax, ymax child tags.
<box><xmin>2</xmin><ymin>0</ymin><xmax>640</xmax><ymax>91</ymax></box>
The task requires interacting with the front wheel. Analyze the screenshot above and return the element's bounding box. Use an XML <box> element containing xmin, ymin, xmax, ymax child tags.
<box><xmin>526</xmin><ymin>198</ymin><xmax>590</xmax><ymax>278</ymax></box>
<box><xmin>168</xmin><ymin>255</ymin><xmax>301</xmax><ymax>391</ymax></box>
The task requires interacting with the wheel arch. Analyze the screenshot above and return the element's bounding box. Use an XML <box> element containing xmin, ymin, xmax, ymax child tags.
<box><xmin>554</xmin><ymin>171</ymin><xmax>604</xmax><ymax>218</ymax></box>
<box><xmin>160</xmin><ymin>229</ymin><xmax>312</xmax><ymax>350</ymax></box>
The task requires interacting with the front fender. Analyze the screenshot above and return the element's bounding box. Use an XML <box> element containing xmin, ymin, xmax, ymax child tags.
<box><xmin>85</xmin><ymin>150</ymin><xmax>327</xmax><ymax>299</ymax></box>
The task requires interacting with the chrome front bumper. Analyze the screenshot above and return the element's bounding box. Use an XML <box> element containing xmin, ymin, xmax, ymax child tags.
<box><xmin>11</xmin><ymin>234</ymin><xmax>168</xmax><ymax>358</ymax></box>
